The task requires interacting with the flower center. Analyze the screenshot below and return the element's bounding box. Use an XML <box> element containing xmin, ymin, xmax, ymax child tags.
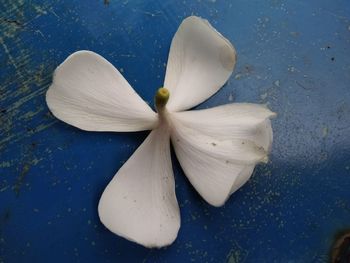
<box><xmin>155</xmin><ymin>87</ymin><xmax>169</xmax><ymax>112</ymax></box>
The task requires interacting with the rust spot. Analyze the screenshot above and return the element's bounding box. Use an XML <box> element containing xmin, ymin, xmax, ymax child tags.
<box><xmin>331</xmin><ymin>229</ymin><xmax>350</xmax><ymax>263</ymax></box>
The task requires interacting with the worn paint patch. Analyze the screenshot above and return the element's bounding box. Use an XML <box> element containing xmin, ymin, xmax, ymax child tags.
<box><xmin>0</xmin><ymin>162</ymin><xmax>11</xmax><ymax>168</ymax></box>
<box><xmin>13</xmin><ymin>163</ymin><xmax>30</xmax><ymax>195</ymax></box>
<box><xmin>0</xmin><ymin>0</ymin><xmax>57</xmax><ymax>148</ymax></box>
<box><xmin>0</xmin><ymin>0</ymin><xmax>73</xmax><ymax>202</ymax></box>
<box><xmin>226</xmin><ymin>242</ymin><xmax>248</xmax><ymax>263</ymax></box>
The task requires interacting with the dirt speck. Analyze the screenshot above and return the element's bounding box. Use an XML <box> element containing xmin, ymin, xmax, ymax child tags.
<box><xmin>228</xmin><ymin>93</ymin><xmax>234</xmax><ymax>102</ymax></box>
<box><xmin>322</xmin><ymin>127</ymin><xmax>329</xmax><ymax>138</ymax></box>
<box><xmin>260</xmin><ymin>93</ymin><xmax>268</xmax><ymax>100</ymax></box>
<box><xmin>290</xmin><ymin>31</ymin><xmax>300</xmax><ymax>37</ymax></box>
<box><xmin>2</xmin><ymin>208</ymin><xmax>11</xmax><ymax>223</ymax></box>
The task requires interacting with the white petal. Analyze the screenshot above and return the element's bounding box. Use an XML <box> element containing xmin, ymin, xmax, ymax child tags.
<box><xmin>164</xmin><ymin>16</ymin><xmax>237</xmax><ymax>112</ymax></box>
<box><xmin>172</xmin><ymin>103</ymin><xmax>276</xmax><ymax>152</ymax></box>
<box><xmin>98</xmin><ymin>127</ymin><xmax>180</xmax><ymax>248</ymax></box>
<box><xmin>169</xmin><ymin>103</ymin><xmax>275</xmax><ymax>206</ymax></box>
<box><xmin>46</xmin><ymin>51</ymin><xmax>157</xmax><ymax>132</ymax></box>
<box><xmin>229</xmin><ymin>165</ymin><xmax>255</xmax><ymax>195</ymax></box>
<box><xmin>171</xmin><ymin>120</ymin><xmax>267</xmax><ymax>165</ymax></box>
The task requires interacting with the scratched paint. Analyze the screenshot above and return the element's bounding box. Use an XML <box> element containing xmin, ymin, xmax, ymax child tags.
<box><xmin>0</xmin><ymin>0</ymin><xmax>58</xmax><ymax>200</ymax></box>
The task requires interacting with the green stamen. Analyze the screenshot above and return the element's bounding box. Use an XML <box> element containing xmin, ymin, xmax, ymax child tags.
<box><xmin>155</xmin><ymin>87</ymin><xmax>169</xmax><ymax>111</ymax></box>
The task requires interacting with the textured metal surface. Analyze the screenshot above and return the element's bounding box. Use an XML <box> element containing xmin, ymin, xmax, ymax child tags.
<box><xmin>1</xmin><ymin>0</ymin><xmax>350</xmax><ymax>262</ymax></box>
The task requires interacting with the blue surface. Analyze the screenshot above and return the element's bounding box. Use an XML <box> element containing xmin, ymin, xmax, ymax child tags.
<box><xmin>1</xmin><ymin>0</ymin><xmax>350</xmax><ymax>262</ymax></box>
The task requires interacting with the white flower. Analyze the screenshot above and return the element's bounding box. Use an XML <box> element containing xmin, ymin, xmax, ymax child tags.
<box><xmin>46</xmin><ymin>16</ymin><xmax>275</xmax><ymax>248</ymax></box>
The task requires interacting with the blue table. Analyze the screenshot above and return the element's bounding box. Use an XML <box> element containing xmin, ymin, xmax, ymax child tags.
<box><xmin>1</xmin><ymin>0</ymin><xmax>350</xmax><ymax>262</ymax></box>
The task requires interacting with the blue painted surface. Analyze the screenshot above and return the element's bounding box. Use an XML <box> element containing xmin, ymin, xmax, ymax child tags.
<box><xmin>1</xmin><ymin>0</ymin><xmax>350</xmax><ymax>262</ymax></box>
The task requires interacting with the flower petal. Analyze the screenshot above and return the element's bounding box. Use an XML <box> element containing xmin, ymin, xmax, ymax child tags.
<box><xmin>164</xmin><ymin>16</ymin><xmax>237</xmax><ymax>112</ymax></box>
<box><xmin>169</xmin><ymin>103</ymin><xmax>275</xmax><ymax>206</ymax></box>
<box><xmin>46</xmin><ymin>51</ymin><xmax>157</xmax><ymax>132</ymax></box>
<box><xmin>172</xmin><ymin>103</ymin><xmax>275</xmax><ymax>152</ymax></box>
<box><xmin>98</xmin><ymin>127</ymin><xmax>180</xmax><ymax>248</ymax></box>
